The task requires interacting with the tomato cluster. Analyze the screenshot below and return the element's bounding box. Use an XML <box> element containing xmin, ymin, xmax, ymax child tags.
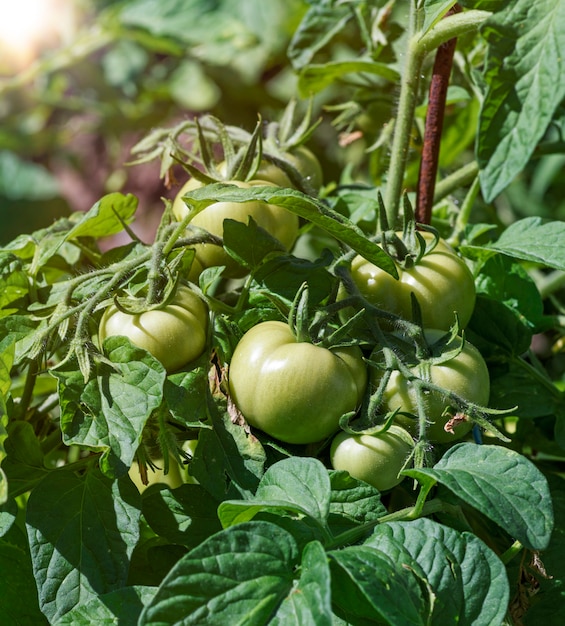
<box><xmin>96</xmin><ymin>137</ymin><xmax>488</xmax><ymax>494</ymax></box>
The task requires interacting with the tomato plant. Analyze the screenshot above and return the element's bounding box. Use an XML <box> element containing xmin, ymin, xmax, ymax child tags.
<box><xmin>228</xmin><ymin>320</ymin><xmax>367</xmax><ymax>444</ymax></box>
<box><xmin>372</xmin><ymin>329</ymin><xmax>491</xmax><ymax>443</ymax></box>
<box><xmin>2</xmin><ymin>1</ymin><xmax>565</xmax><ymax>624</ymax></box>
<box><xmin>99</xmin><ymin>284</ymin><xmax>209</xmax><ymax>373</ymax></box>
<box><xmin>330</xmin><ymin>425</ymin><xmax>414</xmax><ymax>492</ymax></box>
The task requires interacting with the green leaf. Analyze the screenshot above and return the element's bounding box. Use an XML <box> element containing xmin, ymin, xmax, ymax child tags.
<box><xmin>189</xmin><ymin>396</ymin><xmax>266</xmax><ymax>500</ymax></box>
<box><xmin>164</xmin><ymin>361</ymin><xmax>209</xmax><ymax>427</ymax></box>
<box><xmin>287</xmin><ymin>1</ymin><xmax>353</xmax><ymax>70</ymax></box>
<box><xmin>488</xmin><ymin>358</ymin><xmax>564</xmax><ymax>420</ymax></box>
<box><xmin>475</xmin><ymin>255</ymin><xmax>546</xmax><ymax>331</ymax></box>
<box><xmin>404</xmin><ymin>443</ymin><xmax>554</xmax><ymax>550</ymax></box>
<box><xmin>66</xmin><ymin>193</ymin><xmax>138</xmax><ymax>240</ymax></box>
<box><xmin>327</xmin><ymin>470</ymin><xmax>386</xmax><ymax>535</ymax></box>
<box><xmin>467</xmin><ymin>294</ymin><xmax>534</xmax><ymax>358</ymax></box>
<box><xmin>2</xmin><ymin>421</ymin><xmax>49</xmax><ymax>498</ymax></box>
<box><xmin>329</xmin><ymin>545</ymin><xmax>428</xmax><ymax>624</ymax></box>
<box><xmin>218</xmin><ymin>457</ymin><xmax>331</xmax><ymax>532</ymax></box>
<box><xmin>367</xmin><ymin>518</ymin><xmax>509</xmax><ymax>626</ymax></box>
<box><xmin>487</xmin><ymin>217</ymin><xmax>565</xmax><ymax>270</ymax></box>
<box><xmin>138</xmin><ymin>521</ymin><xmax>299</xmax><ymax>626</ymax></box>
<box><xmin>0</xmin><ymin>523</ymin><xmax>48</xmax><ymax>625</ymax></box>
<box><xmin>477</xmin><ymin>0</ymin><xmax>565</xmax><ymax>201</ymax></box>
<box><xmin>422</xmin><ymin>0</ymin><xmax>459</xmax><ymax>35</ymax></box>
<box><xmin>26</xmin><ymin>469</ymin><xmax>141</xmax><ymax>623</ymax></box>
<box><xmin>183</xmin><ymin>184</ymin><xmax>399</xmax><ymax>278</ymax></box>
<box><xmin>0</xmin><ymin>497</ymin><xmax>17</xmax><ymax>537</ymax></box>
<box><xmin>0</xmin><ymin>151</ymin><xmax>59</xmax><ymax>201</ymax></box>
<box><xmin>223</xmin><ymin>217</ymin><xmax>286</xmax><ymax>270</ymax></box>
<box><xmin>53</xmin><ymin>336</ymin><xmax>166</xmax><ymax>478</ymax></box>
<box><xmin>298</xmin><ymin>60</ymin><xmax>399</xmax><ymax>95</ymax></box>
<box><xmin>142</xmin><ymin>483</ymin><xmax>222</xmax><ymax>549</ymax></box>
<box><xmin>53</xmin><ymin>585</ymin><xmax>157</xmax><ymax>626</ymax></box>
<box><xmin>270</xmin><ymin>541</ymin><xmax>332</xmax><ymax>626</ymax></box>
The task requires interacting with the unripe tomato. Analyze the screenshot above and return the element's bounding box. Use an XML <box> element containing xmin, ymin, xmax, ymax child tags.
<box><xmin>373</xmin><ymin>329</ymin><xmax>490</xmax><ymax>442</ymax></box>
<box><xmin>228</xmin><ymin>321</ymin><xmax>367</xmax><ymax>444</ymax></box>
<box><xmin>341</xmin><ymin>232</ymin><xmax>476</xmax><ymax>331</ymax></box>
<box><xmin>330</xmin><ymin>425</ymin><xmax>414</xmax><ymax>492</ymax></box>
<box><xmin>172</xmin><ymin>179</ymin><xmax>299</xmax><ymax>278</ymax></box>
<box><xmin>128</xmin><ymin>454</ymin><xmax>184</xmax><ymax>493</ymax></box>
<box><xmin>99</xmin><ymin>285</ymin><xmax>208</xmax><ymax>373</ymax></box>
<box><xmin>256</xmin><ymin>146</ymin><xmax>323</xmax><ymax>192</ymax></box>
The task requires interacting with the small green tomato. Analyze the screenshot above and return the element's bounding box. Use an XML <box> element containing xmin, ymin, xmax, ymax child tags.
<box><xmin>330</xmin><ymin>425</ymin><xmax>414</xmax><ymax>492</ymax></box>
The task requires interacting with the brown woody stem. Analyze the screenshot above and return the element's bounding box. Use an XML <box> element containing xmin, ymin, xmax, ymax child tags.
<box><xmin>416</xmin><ymin>4</ymin><xmax>461</xmax><ymax>225</ymax></box>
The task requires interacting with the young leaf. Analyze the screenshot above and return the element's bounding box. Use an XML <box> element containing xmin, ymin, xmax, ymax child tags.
<box><xmin>404</xmin><ymin>443</ymin><xmax>554</xmax><ymax>550</ymax></box>
<box><xmin>298</xmin><ymin>60</ymin><xmax>399</xmax><ymax>95</ymax></box>
<box><xmin>138</xmin><ymin>521</ymin><xmax>300</xmax><ymax>626</ymax></box>
<box><xmin>26</xmin><ymin>469</ymin><xmax>141</xmax><ymax>623</ymax></box>
<box><xmin>422</xmin><ymin>0</ymin><xmax>460</xmax><ymax>35</ymax></box>
<box><xmin>223</xmin><ymin>217</ymin><xmax>285</xmax><ymax>270</ymax></box>
<box><xmin>477</xmin><ymin>0</ymin><xmax>565</xmax><ymax>201</ymax></box>
<box><xmin>368</xmin><ymin>518</ymin><xmax>510</xmax><ymax>626</ymax></box>
<box><xmin>66</xmin><ymin>193</ymin><xmax>139</xmax><ymax>240</ymax></box>
<box><xmin>486</xmin><ymin>217</ymin><xmax>565</xmax><ymax>271</ymax></box>
<box><xmin>53</xmin><ymin>337</ymin><xmax>167</xmax><ymax>478</ymax></box>
<box><xmin>329</xmin><ymin>545</ymin><xmax>429</xmax><ymax>624</ymax></box>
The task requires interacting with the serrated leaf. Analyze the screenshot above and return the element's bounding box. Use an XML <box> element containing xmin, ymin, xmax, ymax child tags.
<box><xmin>139</xmin><ymin>521</ymin><xmax>299</xmax><ymax>626</ymax></box>
<box><xmin>52</xmin><ymin>337</ymin><xmax>166</xmax><ymax>478</ymax></box>
<box><xmin>477</xmin><ymin>0</ymin><xmax>565</xmax><ymax>201</ymax></box>
<box><xmin>26</xmin><ymin>469</ymin><xmax>141</xmax><ymax>623</ymax></box>
<box><xmin>142</xmin><ymin>483</ymin><xmax>222</xmax><ymax>548</ymax></box>
<box><xmin>368</xmin><ymin>518</ymin><xmax>509</xmax><ymax>626</ymax></box>
<box><xmin>183</xmin><ymin>184</ymin><xmax>399</xmax><ymax>278</ymax></box>
<box><xmin>0</xmin><ymin>522</ymin><xmax>48</xmax><ymax>624</ymax></box>
<box><xmin>53</xmin><ymin>585</ymin><xmax>157</xmax><ymax>626</ymax></box>
<box><xmin>218</xmin><ymin>457</ymin><xmax>331</xmax><ymax>532</ymax></box>
<box><xmin>66</xmin><ymin>193</ymin><xmax>138</xmax><ymax>240</ymax></box>
<box><xmin>223</xmin><ymin>217</ymin><xmax>285</xmax><ymax>270</ymax></box>
<box><xmin>270</xmin><ymin>541</ymin><xmax>332</xmax><ymax>626</ymax></box>
<box><xmin>487</xmin><ymin>217</ymin><xmax>565</xmax><ymax>270</ymax></box>
<box><xmin>329</xmin><ymin>545</ymin><xmax>429</xmax><ymax>624</ymax></box>
<box><xmin>404</xmin><ymin>443</ymin><xmax>554</xmax><ymax>550</ymax></box>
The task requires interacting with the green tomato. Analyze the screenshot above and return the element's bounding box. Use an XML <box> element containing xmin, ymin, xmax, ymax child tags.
<box><xmin>99</xmin><ymin>284</ymin><xmax>208</xmax><ymax>373</ymax></box>
<box><xmin>373</xmin><ymin>329</ymin><xmax>490</xmax><ymax>443</ymax></box>
<box><xmin>172</xmin><ymin>179</ymin><xmax>299</xmax><ymax>278</ymax></box>
<box><xmin>330</xmin><ymin>425</ymin><xmax>414</xmax><ymax>492</ymax></box>
<box><xmin>128</xmin><ymin>454</ymin><xmax>184</xmax><ymax>493</ymax></box>
<box><xmin>342</xmin><ymin>232</ymin><xmax>476</xmax><ymax>330</ymax></box>
<box><xmin>256</xmin><ymin>146</ymin><xmax>323</xmax><ymax>192</ymax></box>
<box><xmin>228</xmin><ymin>321</ymin><xmax>367</xmax><ymax>444</ymax></box>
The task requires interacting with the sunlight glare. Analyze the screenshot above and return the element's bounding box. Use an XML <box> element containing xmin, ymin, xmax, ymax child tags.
<box><xmin>0</xmin><ymin>0</ymin><xmax>70</xmax><ymax>70</ymax></box>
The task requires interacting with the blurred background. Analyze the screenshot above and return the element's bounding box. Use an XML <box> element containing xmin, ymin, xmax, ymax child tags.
<box><xmin>0</xmin><ymin>0</ymin><xmax>320</xmax><ymax>244</ymax></box>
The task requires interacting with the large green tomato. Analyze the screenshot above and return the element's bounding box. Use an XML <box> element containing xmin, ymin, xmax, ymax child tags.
<box><xmin>330</xmin><ymin>425</ymin><xmax>414</xmax><ymax>492</ymax></box>
<box><xmin>172</xmin><ymin>179</ymin><xmax>299</xmax><ymax>278</ymax></box>
<box><xmin>99</xmin><ymin>284</ymin><xmax>208</xmax><ymax>373</ymax></box>
<box><xmin>256</xmin><ymin>146</ymin><xmax>323</xmax><ymax>192</ymax></box>
<box><xmin>373</xmin><ymin>329</ymin><xmax>490</xmax><ymax>442</ymax></box>
<box><xmin>228</xmin><ymin>321</ymin><xmax>367</xmax><ymax>444</ymax></box>
<box><xmin>343</xmin><ymin>232</ymin><xmax>476</xmax><ymax>330</ymax></box>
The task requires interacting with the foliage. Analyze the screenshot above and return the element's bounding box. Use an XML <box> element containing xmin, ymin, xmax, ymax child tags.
<box><xmin>2</xmin><ymin>0</ymin><xmax>565</xmax><ymax>624</ymax></box>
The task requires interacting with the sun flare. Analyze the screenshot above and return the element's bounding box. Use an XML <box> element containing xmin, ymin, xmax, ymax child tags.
<box><xmin>0</xmin><ymin>0</ymin><xmax>74</xmax><ymax>70</ymax></box>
